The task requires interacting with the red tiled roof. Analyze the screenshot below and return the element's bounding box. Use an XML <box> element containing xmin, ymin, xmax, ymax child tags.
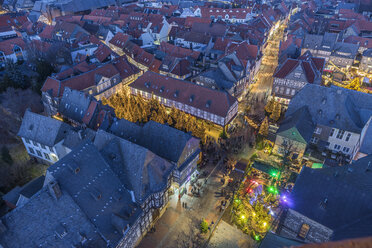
<box><xmin>112</xmin><ymin>56</ymin><xmax>140</xmax><ymax>78</ymax></box>
<box><xmin>0</xmin><ymin>37</ymin><xmax>26</xmax><ymax>55</ymax></box>
<box><xmin>274</xmin><ymin>59</ymin><xmax>299</xmax><ymax>78</ymax></box>
<box><xmin>344</xmin><ymin>35</ymin><xmax>372</xmax><ymax>49</ymax></box>
<box><xmin>109</xmin><ymin>32</ymin><xmax>130</xmax><ymax>48</ymax></box>
<box><xmin>170</xmin><ymin>59</ymin><xmax>191</xmax><ymax>77</ymax></box>
<box><xmin>82</xmin><ymin>15</ymin><xmax>111</xmax><ymax>24</ymax></box>
<box><xmin>130</xmin><ymin>71</ymin><xmax>237</xmax><ymax>118</ymax></box>
<box><xmin>213</xmin><ymin>37</ymin><xmax>233</xmax><ymax>52</ymax></box>
<box><xmin>42</xmin><ymin>63</ymin><xmax>119</xmax><ymax>97</ymax></box>
<box><xmin>94</xmin><ymin>44</ymin><xmax>112</xmax><ymax>62</ymax></box>
<box><xmin>159</xmin><ymin>41</ymin><xmax>200</xmax><ymax>60</ymax></box>
<box><xmin>302</xmin><ymin>61</ymin><xmax>315</xmax><ymax>84</ymax></box>
<box><xmin>185</xmin><ymin>17</ymin><xmax>211</xmax><ymax>27</ymax></box>
<box><xmin>200</xmin><ymin>7</ymin><xmax>252</xmax><ymax>20</ymax></box>
<box><xmin>82</xmin><ymin>100</ymin><xmax>98</xmax><ymax>125</ymax></box>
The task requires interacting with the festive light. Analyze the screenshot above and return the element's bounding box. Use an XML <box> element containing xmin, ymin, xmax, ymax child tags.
<box><xmin>254</xmin><ymin>235</ymin><xmax>260</xmax><ymax>241</ymax></box>
<box><xmin>241</xmin><ymin>215</ymin><xmax>245</xmax><ymax>219</ymax></box>
<box><xmin>263</xmin><ymin>222</ymin><xmax>267</xmax><ymax>227</ymax></box>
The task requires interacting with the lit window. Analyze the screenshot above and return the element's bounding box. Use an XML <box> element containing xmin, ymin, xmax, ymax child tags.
<box><xmin>298</xmin><ymin>223</ymin><xmax>310</xmax><ymax>239</ymax></box>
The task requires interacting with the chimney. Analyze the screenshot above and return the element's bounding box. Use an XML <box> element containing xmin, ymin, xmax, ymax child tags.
<box><xmin>48</xmin><ymin>180</ymin><xmax>62</xmax><ymax>200</ymax></box>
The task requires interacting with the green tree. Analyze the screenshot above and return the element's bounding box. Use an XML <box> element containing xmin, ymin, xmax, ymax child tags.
<box><xmin>264</xmin><ymin>94</ymin><xmax>275</xmax><ymax>113</ymax></box>
<box><xmin>258</xmin><ymin>117</ymin><xmax>269</xmax><ymax>137</ymax></box>
<box><xmin>270</xmin><ymin>101</ymin><xmax>281</xmax><ymax>122</ymax></box>
<box><xmin>34</xmin><ymin>60</ymin><xmax>55</xmax><ymax>93</ymax></box>
<box><xmin>1</xmin><ymin>146</ymin><xmax>13</xmax><ymax>165</ymax></box>
<box><xmin>200</xmin><ymin>219</ymin><xmax>209</xmax><ymax>233</ymax></box>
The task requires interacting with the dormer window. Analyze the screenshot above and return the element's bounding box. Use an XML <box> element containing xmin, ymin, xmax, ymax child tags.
<box><xmin>174</xmin><ymin>90</ymin><xmax>179</xmax><ymax>97</ymax></box>
<box><xmin>145</xmin><ymin>82</ymin><xmax>151</xmax><ymax>88</ymax></box>
<box><xmin>206</xmin><ymin>100</ymin><xmax>211</xmax><ymax>108</ymax></box>
<box><xmin>189</xmin><ymin>95</ymin><xmax>194</xmax><ymax>102</ymax></box>
<box><xmin>160</xmin><ymin>86</ymin><xmax>164</xmax><ymax>93</ymax></box>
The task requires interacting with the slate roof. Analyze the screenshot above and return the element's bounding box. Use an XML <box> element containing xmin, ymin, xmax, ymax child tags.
<box><xmin>96</xmin><ymin>131</ymin><xmax>174</xmax><ymax>203</ymax></box>
<box><xmin>286</xmin><ymin>85</ymin><xmax>372</xmax><ymax>133</ymax></box>
<box><xmin>0</xmin><ymin>187</ymin><xmax>105</xmax><ymax>248</ymax></box>
<box><xmin>290</xmin><ymin>155</ymin><xmax>372</xmax><ymax>241</ymax></box>
<box><xmin>359</xmin><ymin>117</ymin><xmax>372</xmax><ymax>154</ymax></box>
<box><xmin>62</xmin><ymin>128</ymin><xmax>96</xmax><ymax>150</ymax></box>
<box><xmin>59</xmin><ymin>87</ymin><xmax>91</xmax><ymax>124</ymax></box>
<box><xmin>17</xmin><ymin>110</ymin><xmax>71</xmax><ymax>147</ymax></box>
<box><xmin>19</xmin><ymin>175</ymin><xmax>45</xmax><ymax>198</ymax></box>
<box><xmin>130</xmin><ymin>71</ymin><xmax>237</xmax><ymax>118</ymax></box>
<box><xmin>277</xmin><ymin>106</ymin><xmax>315</xmax><ymax>144</ymax></box>
<box><xmin>109</xmin><ymin>120</ymin><xmax>198</xmax><ymax>165</ymax></box>
<box><xmin>47</xmin><ymin>141</ymin><xmax>142</xmax><ymax>246</ymax></box>
<box><xmin>333</xmin><ymin>42</ymin><xmax>359</xmax><ymax>59</ymax></box>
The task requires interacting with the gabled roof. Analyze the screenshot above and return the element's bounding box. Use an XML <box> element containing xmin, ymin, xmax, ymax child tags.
<box><xmin>17</xmin><ymin>110</ymin><xmax>71</xmax><ymax>146</ymax></box>
<box><xmin>0</xmin><ymin>37</ymin><xmax>26</xmax><ymax>55</ymax></box>
<box><xmin>94</xmin><ymin>131</ymin><xmax>174</xmax><ymax>203</ymax></box>
<box><xmin>109</xmin><ymin>32</ymin><xmax>130</xmax><ymax>48</ymax></box>
<box><xmin>109</xmin><ymin>119</ymin><xmax>199</xmax><ymax>165</ymax></box>
<box><xmin>59</xmin><ymin>87</ymin><xmax>92</xmax><ymax>123</ymax></box>
<box><xmin>290</xmin><ymin>155</ymin><xmax>372</xmax><ymax>240</ymax></box>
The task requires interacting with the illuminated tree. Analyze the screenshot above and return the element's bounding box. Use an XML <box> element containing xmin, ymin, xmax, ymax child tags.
<box><xmin>264</xmin><ymin>94</ymin><xmax>275</xmax><ymax>113</ymax></box>
<box><xmin>258</xmin><ymin>117</ymin><xmax>269</xmax><ymax>137</ymax></box>
<box><xmin>270</xmin><ymin>101</ymin><xmax>281</xmax><ymax>122</ymax></box>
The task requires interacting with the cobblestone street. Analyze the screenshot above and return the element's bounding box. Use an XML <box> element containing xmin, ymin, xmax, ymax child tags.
<box><xmin>137</xmin><ymin>162</ymin><xmax>233</xmax><ymax>248</ymax></box>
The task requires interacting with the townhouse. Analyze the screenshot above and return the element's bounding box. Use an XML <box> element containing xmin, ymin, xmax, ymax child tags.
<box><xmin>272</xmin><ymin>51</ymin><xmax>325</xmax><ymax>105</ymax></box>
<box><xmin>275</xmin><ymin>84</ymin><xmax>372</xmax><ymax>161</ymax></box>
<box><xmin>41</xmin><ymin>56</ymin><xmax>141</xmax><ymax>116</ymax></box>
<box><xmin>129</xmin><ymin>71</ymin><xmax>238</xmax><ymax>127</ymax></box>
<box><xmin>0</xmin><ymin>37</ymin><xmax>27</xmax><ymax>65</ymax></box>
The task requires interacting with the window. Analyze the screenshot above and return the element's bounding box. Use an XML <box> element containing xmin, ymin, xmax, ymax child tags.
<box><xmin>310</xmin><ymin>137</ymin><xmax>319</xmax><ymax>144</ymax></box>
<box><xmin>32</xmin><ymin>141</ymin><xmax>39</xmax><ymax>147</ymax></box>
<box><xmin>286</xmin><ymin>88</ymin><xmax>290</xmax><ymax>95</ymax></box>
<box><xmin>343</xmin><ymin>147</ymin><xmax>350</xmax><ymax>153</ymax></box>
<box><xmin>336</xmin><ymin>130</ymin><xmax>345</xmax><ymax>139</ymax></box>
<box><xmin>334</xmin><ymin>144</ymin><xmax>341</xmax><ymax>150</ymax></box>
<box><xmin>298</xmin><ymin>223</ymin><xmax>310</xmax><ymax>239</ymax></box>
<box><xmin>25</xmin><ymin>138</ymin><xmax>30</xmax><ymax>144</ymax></box>
<box><xmin>44</xmin><ymin>153</ymin><xmax>50</xmax><ymax>160</ymax></box>
<box><xmin>314</xmin><ymin>127</ymin><xmax>322</xmax><ymax>134</ymax></box>
<box><xmin>345</xmin><ymin>133</ymin><xmax>351</xmax><ymax>142</ymax></box>
<box><xmin>291</xmin><ymin>89</ymin><xmax>296</xmax><ymax>95</ymax></box>
<box><xmin>294</xmin><ymin>72</ymin><xmax>301</xmax><ymax>78</ymax></box>
<box><xmin>41</xmin><ymin>144</ymin><xmax>46</xmax><ymax>149</ymax></box>
<box><xmin>48</xmin><ymin>146</ymin><xmax>54</xmax><ymax>152</ymax></box>
<box><xmin>329</xmin><ymin>128</ymin><xmax>335</xmax><ymax>137</ymax></box>
<box><xmin>36</xmin><ymin>150</ymin><xmax>42</xmax><ymax>157</ymax></box>
<box><xmin>28</xmin><ymin>147</ymin><xmax>35</xmax><ymax>154</ymax></box>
